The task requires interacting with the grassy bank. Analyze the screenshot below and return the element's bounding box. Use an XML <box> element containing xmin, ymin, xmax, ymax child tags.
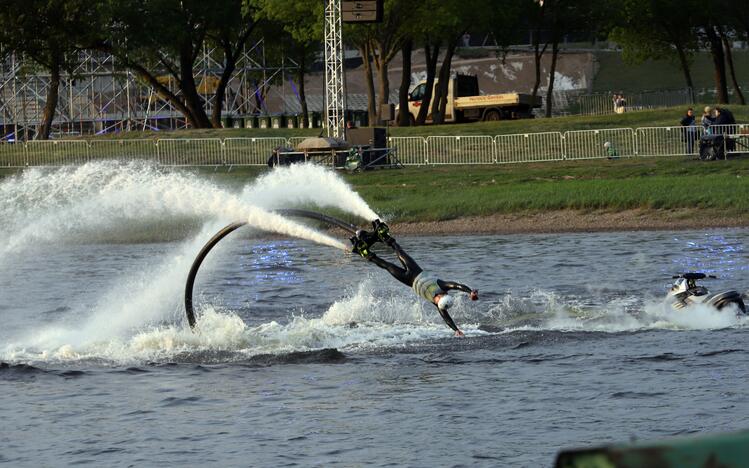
<box><xmin>190</xmin><ymin>156</ymin><xmax>749</xmax><ymax>223</ymax></box>
<box><xmin>78</xmin><ymin>105</ymin><xmax>749</xmax><ymax>141</ymax></box>
<box><xmin>3</xmin><ymin>156</ymin><xmax>748</xmax><ymax>228</ymax></box>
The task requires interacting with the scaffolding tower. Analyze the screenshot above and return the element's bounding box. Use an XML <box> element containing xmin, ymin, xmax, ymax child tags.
<box><xmin>323</xmin><ymin>0</ymin><xmax>346</xmax><ymax>139</ymax></box>
<box><xmin>0</xmin><ymin>39</ymin><xmax>299</xmax><ymax>141</ymax></box>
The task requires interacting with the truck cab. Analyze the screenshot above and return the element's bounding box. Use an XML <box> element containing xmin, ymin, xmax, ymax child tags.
<box><xmin>399</xmin><ymin>74</ymin><xmax>540</xmax><ymax>125</ymax></box>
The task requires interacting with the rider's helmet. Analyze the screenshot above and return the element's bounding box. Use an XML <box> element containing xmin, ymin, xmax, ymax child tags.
<box><xmin>437</xmin><ymin>295</ymin><xmax>454</xmax><ymax>311</ymax></box>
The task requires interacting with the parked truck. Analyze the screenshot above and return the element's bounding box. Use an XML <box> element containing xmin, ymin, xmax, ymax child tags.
<box><xmin>397</xmin><ymin>74</ymin><xmax>541</xmax><ymax>125</ymax></box>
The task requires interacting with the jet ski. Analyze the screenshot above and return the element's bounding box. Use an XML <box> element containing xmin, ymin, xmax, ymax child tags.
<box><xmin>666</xmin><ymin>272</ymin><xmax>747</xmax><ymax>314</ymax></box>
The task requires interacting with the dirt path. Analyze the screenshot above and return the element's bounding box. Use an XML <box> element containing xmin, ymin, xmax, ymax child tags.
<box><xmin>388</xmin><ymin>209</ymin><xmax>749</xmax><ymax>236</ymax></box>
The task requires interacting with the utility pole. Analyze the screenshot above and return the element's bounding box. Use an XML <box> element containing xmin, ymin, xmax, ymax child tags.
<box><xmin>324</xmin><ymin>0</ymin><xmax>382</xmax><ymax>139</ymax></box>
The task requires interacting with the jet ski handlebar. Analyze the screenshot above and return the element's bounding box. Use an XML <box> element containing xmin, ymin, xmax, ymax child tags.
<box><xmin>672</xmin><ymin>273</ymin><xmax>717</xmax><ymax>280</ymax></box>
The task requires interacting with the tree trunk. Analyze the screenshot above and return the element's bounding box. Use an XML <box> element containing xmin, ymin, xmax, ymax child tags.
<box><xmin>720</xmin><ymin>29</ymin><xmax>746</xmax><ymax>105</ymax></box>
<box><xmin>531</xmin><ymin>31</ymin><xmax>549</xmax><ymax>104</ymax></box>
<box><xmin>297</xmin><ymin>53</ymin><xmax>309</xmax><ymax>128</ymax></box>
<box><xmin>432</xmin><ymin>40</ymin><xmax>457</xmax><ymax>125</ymax></box>
<box><xmin>397</xmin><ymin>38</ymin><xmax>413</xmax><ymax>126</ymax></box>
<box><xmin>126</xmin><ymin>62</ymin><xmax>195</xmax><ymax>125</ymax></box>
<box><xmin>210</xmin><ymin>52</ymin><xmax>236</xmax><ymax>128</ymax></box>
<box><xmin>359</xmin><ymin>42</ymin><xmax>377</xmax><ymax>125</ymax></box>
<box><xmin>179</xmin><ymin>46</ymin><xmax>212</xmax><ymax>128</ymax></box>
<box><xmin>545</xmin><ymin>39</ymin><xmax>560</xmax><ymax>118</ymax></box>
<box><xmin>374</xmin><ymin>56</ymin><xmax>390</xmax><ymax>125</ymax></box>
<box><xmin>211</xmin><ymin>27</ymin><xmax>256</xmax><ymax>128</ymax></box>
<box><xmin>38</xmin><ymin>57</ymin><xmax>60</xmax><ymax>140</ymax></box>
<box><xmin>704</xmin><ymin>25</ymin><xmax>728</xmax><ymax>104</ymax></box>
<box><xmin>674</xmin><ymin>43</ymin><xmax>694</xmax><ymax>100</ymax></box>
<box><xmin>416</xmin><ymin>42</ymin><xmax>440</xmax><ymax>125</ymax></box>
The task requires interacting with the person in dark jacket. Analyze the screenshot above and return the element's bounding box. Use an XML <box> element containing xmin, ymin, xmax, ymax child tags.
<box><xmin>680</xmin><ymin>107</ymin><xmax>698</xmax><ymax>154</ymax></box>
<box><xmin>713</xmin><ymin>107</ymin><xmax>736</xmax><ymax>151</ymax></box>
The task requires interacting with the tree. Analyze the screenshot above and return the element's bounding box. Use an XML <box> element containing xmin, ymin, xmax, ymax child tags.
<box><xmin>610</xmin><ymin>0</ymin><xmax>699</xmax><ymax>97</ymax></box>
<box><xmin>541</xmin><ymin>0</ymin><xmax>606</xmax><ymax>117</ymax></box>
<box><xmin>414</xmin><ymin>39</ymin><xmax>441</xmax><ymax>125</ymax></box>
<box><xmin>250</xmin><ymin>0</ymin><xmax>323</xmax><ymax>128</ymax></box>
<box><xmin>396</xmin><ymin>38</ymin><xmax>413</xmax><ymax>126</ymax></box>
<box><xmin>207</xmin><ymin>1</ymin><xmax>261</xmax><ymax>127</ymax></box>
<box><xmin>425</xmin><ymin>0</ymin><xmax>493</xmax><ymax>125</ymax></box>
<box><xmin>701</xmin><ymin>23</ymin><xmax>729</xmax><ymax>104</ymax></box>
<box><xmin>0</xmin><ymin>0</ymin><xmax>101</xmax><ymax>140</ymax></box>
<box><xmin>101</xmin><ymin>0</ymin><xmax>258</xmax><ymax>128</ymax></box>
<box><xmin>718</xmin><ymin>0</ymin><xmax>746</xmax><ymax>105</ymax></box>
<box><xmin>344</xmin><ymin>0</ymin><xmax>410</xmax><ymax>125</ymax></box>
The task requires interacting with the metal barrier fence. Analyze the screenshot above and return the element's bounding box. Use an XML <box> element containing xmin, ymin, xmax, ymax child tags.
<box><xmin>224</xmin><ymin>137</ymin><xmax>287</xmax><ymax>166</ymax></box>
<box><xmin>635</xmin><ymin>127</ymin><xmax>703</xmax><ymax>157</ymax></box>
<box><xmin>426</xmin><ymin>136</ymin><xmax>494</xmax><ymax>164</ymax></box>
<box><xmin>0</xmin><ymin>124</ymin><xmax>746</xmax><ymax>168</ymax></box>
<box><xmin>496</xmin><ymin>132</ymin><xmax>563</xmax><ymax>163</ymax></box>
<box><xmin>573</xmin><ymin>88</ymin><xmax>694</xmax><ymax>116</ymax></box>
<box><xmin>564</xmin><ymin>128</ymin><xmax>636</xmax><ymax>160</ymax></box>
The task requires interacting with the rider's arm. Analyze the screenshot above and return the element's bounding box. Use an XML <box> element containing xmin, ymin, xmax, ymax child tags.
<box><xmin>435</xmin><ymin>304</ymin><xmax>460</xmax><ymax>332</ymax></box>
<box><xmin>438</xmin><ymin>280</ymin><xmax>473</xmax><ymax>294</ymax></box>
<box><xmin>439</xmin><ymin>280</ymin><xmax>478</xmax><ymax>300</ymax></box>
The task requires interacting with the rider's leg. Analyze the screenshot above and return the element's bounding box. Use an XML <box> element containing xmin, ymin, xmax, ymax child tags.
<box><xmin>367</xmin><ymin>253</ymin><xmax>411</xmax><ymax>286</ymax></box>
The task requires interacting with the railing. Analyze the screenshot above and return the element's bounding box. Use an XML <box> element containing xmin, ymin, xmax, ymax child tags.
<box><xmin>0</xmin><ymin>124</ymin><xmax>747</xmax><ymax>168</ymax></box>
<box><xmin>572</xmin><ymin>88</ymin><xmax>694</xmax><ymax>116</ymax></box>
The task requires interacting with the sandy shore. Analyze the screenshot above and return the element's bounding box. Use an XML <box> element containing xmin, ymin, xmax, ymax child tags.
<box><xmin>387</xmin><ymin>209</ymin><xmax>749</xmax><ymax>236</ymax></box>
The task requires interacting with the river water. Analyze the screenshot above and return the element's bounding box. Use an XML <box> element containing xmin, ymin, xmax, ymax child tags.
<box><xmin>1</xmin><ymin>163</ymin><xmax>748</xmax><ymax>466</ymax></box>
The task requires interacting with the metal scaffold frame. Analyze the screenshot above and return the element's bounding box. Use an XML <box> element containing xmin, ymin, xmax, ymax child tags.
<box><xmin>324</xmin><ymin>0</ymin><xmax>346</xmax><ymax>139</ymax></box>
<box><xmin>0</xmin><ymin>39</ymin><xmax>299</xmax><ymax>141</ymax></box>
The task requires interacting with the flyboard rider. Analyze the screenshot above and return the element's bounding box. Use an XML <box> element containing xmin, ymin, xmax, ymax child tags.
<box><xmin>351</xmin><ymin>220</ymin><xmax>478</xmax><ymax>336</ymax></box>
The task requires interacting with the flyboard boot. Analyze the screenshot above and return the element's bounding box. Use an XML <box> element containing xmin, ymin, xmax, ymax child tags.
<box><xmin>351</xmin><ymin>220</ymin><xmax>395</xmax><ymax>259</ymax></box>
<box><xmin>350</xmin><ymin>229</ymin><xmax>378</xmax><ymax>259</ymax></box>
<box><xmin>372</xmin><ymin>219</ymin><xmax>394</xmax><ymax>245</ymax></box>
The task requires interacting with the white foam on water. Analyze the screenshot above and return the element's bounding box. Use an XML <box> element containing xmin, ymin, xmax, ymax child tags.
<box><xmin>241</xmin><ymin>163</ymin><xmax>380</xmax><ymax>221</ymax></box>
<box><xmin>0</xmin><ymin>161</ymin><xmax>392</xmax><ymax>365</ymax></box>
<box><xmin>1</xmin><ymin>279</ymin><xmax>472</xmax><ymax>365</ymax></box>
<box><xmin>486</xmin><ymin>289</ymin><xmax>747</xmax><ymax>333</ymax></box>
<box><xmin>0</xmin><ymin>161</ymin><xmax>350</xmax><ymax>258</ymax></box>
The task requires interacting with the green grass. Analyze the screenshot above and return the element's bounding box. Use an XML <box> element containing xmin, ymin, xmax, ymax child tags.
<box><xmin>183</xmin><ymin>156</ymin><xmax>749</xmax><ymax>222</ymax></box>
<box><xmin>73</xmin><ymin>105</ymin><xmax>749</xmax><ymax>142</ymax></box>
<box><xmin>342</xmin><ymin>157</ymin><xmax>749</xmax><ymax>221</ymax></box>
<box><xmin>4</xmin><ymin>155</ymin><xmax>749</xmax><ymax>222</ymax></box>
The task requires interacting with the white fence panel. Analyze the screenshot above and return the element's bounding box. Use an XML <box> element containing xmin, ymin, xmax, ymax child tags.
<box><xmin>0</xmin><ymin>142</ymin><xmax>27</xmax><ymax>167</ymax></box>
<box><xmin>709</xmin><ymin>124</ymin><xmax>748</xmax><ymax>137</ymax></box>
<box><xmin>495</xmin><ymin>132</ymin><xmax>563</xmax><ymax>164</ymax></box>
<box><xmin>388</xmin><ymin>137</ymin><xmax>427</xmax><ymax>165</ymax></box>
<box><xmin>425</xmin><ymin>136</ymin><xmax>494</xmax><ymax>165</ymax></box>
<box><xmin>635</xmin><ymin>127</ymin><xmax>703</xmax><ymax>157</ymax></box>
<box><xmin>287</xmin><ymin>136</ymin><xmax>308</xmax><ymax>149</ymax></box>
<box><xmin>564</xmin><ymin>128</ymin><xmax>635</xmax><ymax>160</ymax></box>
<box><xmin>224</xmin><ymin>137</ymin><xmax>288</xmax><ymax>165</ymax></box>
<box><xmin>88</xmin><ymin>139</ymin><xmax>158</xmax><ymax>161</ymax></box>
<box><xmin>25</xmin><ymin>140</ymin><xmax>90</xmax><ymax>166</ymax></box>
<box><xmin>157</xmin><ymin>139</ymin><xmax>223</xmax><ymax>166</ymax></box>
<box><xmin>711</xmin><ymin>124</ymin><xmax>749</xmax><ymax>156</ymax></box>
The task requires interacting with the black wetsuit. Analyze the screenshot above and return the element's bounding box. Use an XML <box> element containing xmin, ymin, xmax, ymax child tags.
<box><xmin>366</xmin><ymin>240</ymin><xmax>473</xmax><ymax>332</ymax></box>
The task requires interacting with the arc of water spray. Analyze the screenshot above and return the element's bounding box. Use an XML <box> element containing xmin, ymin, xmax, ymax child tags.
<box><xmin>184</xmin><ymin>209</ymin><xmax>360</xmax><ymax>330</ymax></box>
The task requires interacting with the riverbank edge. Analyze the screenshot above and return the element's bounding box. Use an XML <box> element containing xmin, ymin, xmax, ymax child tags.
<box><xmin>381</xmin><ymin>209</ymin><xmax>749</xmax><ymax>236</ymax></box>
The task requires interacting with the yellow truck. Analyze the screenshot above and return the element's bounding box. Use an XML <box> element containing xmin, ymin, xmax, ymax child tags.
<box><xmin>398</xmin><ymin>74</ymin><xmax>541</xmax><ymax>124</ymax></box>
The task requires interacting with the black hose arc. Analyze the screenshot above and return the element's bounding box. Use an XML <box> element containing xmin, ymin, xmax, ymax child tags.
<box><xmin>184</xmin><ymin>209</ymin><xmax>360</xmax><ymax>329</ymax></box>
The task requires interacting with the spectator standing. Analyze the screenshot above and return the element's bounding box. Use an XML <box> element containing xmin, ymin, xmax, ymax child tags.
<box><xmin>613</xmin><ymin>94</ymin><xmax>626</xmax><ymax>114</ymax></box>
<box><xmin>680</xmin><ymin>107</ymin><xmax>698</xmax><ymax>154</ymax></box>
<box><xmin>462</xmin><ymin>32</ymin><xmax>471</xmax><ymax>47</ymax></box>
<box><xmin>701</xmin><ymin>106</ymin><xmax>714</xmax><ymax>134</ymax></box>
<box><xmin>714</xmin><ymin>107</ymin><xmax>736</xmax><ymax>151</ymax></box>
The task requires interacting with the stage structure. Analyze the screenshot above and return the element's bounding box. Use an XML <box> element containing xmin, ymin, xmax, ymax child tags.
<box><xmin>0</xmin><ymin>39</ymin><xmax>300</xmax><ymax>141</ymax></box>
